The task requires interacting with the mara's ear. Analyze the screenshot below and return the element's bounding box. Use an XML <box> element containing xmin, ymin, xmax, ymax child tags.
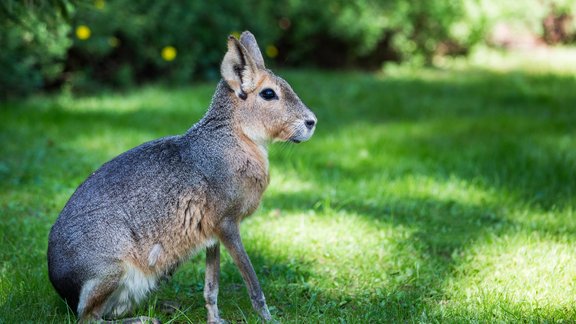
<box><xmin>239</xmin><ymin>31</ymin><xmax>265</xmax><ymax>69</ymax></box>
<box><xmin>221</xmin><ymin>35</ymin><xmax>260</xmax><ymax>100</ymax></box>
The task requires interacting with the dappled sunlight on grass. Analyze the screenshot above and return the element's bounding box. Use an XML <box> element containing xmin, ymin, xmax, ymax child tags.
<box><xmin>55</xmin><ymin>85</ymin><xmax>213</xmax><ymax>114</ymax></box>
<box><xmin>467</xmin><ymin>47</ymin><xmax>576</xmax><ymax>76</ymax></box>
<box><xmin>267</xmin><ymin>169</ymin><xmax>316</xmax><ymax>194</ymax></box>
<box><xmin>443</xmin><ymin>233</ymin><xmax>576</xmax><ymax>319</ymax></box>
<box><xmin>506</xmin><ymin>207</ymin><xmax>576</xmax><ymax>237</ymax></box>
<box><xmin>244</xmin><ymin>210</ymin><xmax>416</xmax><ymax>293</ymax></box>
<box><xmin>70</xmin><ymin>129</ymin><xmax>156</xmax><ymax>162</ymax></box>
<box><xmin>381</xmin><ymin>174</ymin><xmax>497</xmax><ymax>207</ymax></box>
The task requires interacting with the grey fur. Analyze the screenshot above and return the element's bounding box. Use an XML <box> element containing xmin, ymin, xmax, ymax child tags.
<box><xmin>47</xmin><ymin>31</ymin><xmax>316</xmax><ymax>323</ymax></box>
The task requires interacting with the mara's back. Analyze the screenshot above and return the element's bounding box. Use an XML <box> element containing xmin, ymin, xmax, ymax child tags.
<box><xmin>48</xmin><ymin>126</ymin><xmax>229</xmax><ymax>310</ymax></box>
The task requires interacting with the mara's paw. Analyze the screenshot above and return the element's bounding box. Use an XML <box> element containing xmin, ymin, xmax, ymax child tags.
<box><xmin>208</xmin><ymin>318</ymin><xmax>227</xmax><ymax>324</ymax></box>
<box><xmin>119</xmin><ymin>316</ymin><xmax>161</xmax><ymax>324</ymax></box>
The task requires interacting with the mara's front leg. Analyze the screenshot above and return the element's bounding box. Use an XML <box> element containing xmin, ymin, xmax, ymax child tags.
<box><xmin>205</xmin><ymin>242</ymin><xmax>224</xmax><ymax>323</ymax></box>
<box><xmin>217</xmin><ymin>222</ymin><xmax>273</xmax><ymax>322</ymax></box>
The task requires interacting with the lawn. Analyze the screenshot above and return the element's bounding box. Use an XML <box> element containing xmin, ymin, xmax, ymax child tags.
<box><xmin>1</xmin><ymin>48</ymin><xmax>575</xmax><ymax>323</ymax></box>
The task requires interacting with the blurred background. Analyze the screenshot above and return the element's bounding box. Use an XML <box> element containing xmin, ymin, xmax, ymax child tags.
<box><xmin>1</xmin><ymin>0</ymin><xmax>575</xmax><ymax>98</ymax></box>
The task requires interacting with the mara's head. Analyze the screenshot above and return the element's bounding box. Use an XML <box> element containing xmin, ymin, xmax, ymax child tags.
<box><xmin>220</xmin><ymin>31</ymin><xmax>316</xmax><ymax>145</ymax></box>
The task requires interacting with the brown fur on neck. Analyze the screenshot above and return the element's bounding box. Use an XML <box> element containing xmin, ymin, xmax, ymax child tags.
<box><xmin>232</xmin><ymin>126</ymin><xmax>270</xmax><ymax>219</ymax></box>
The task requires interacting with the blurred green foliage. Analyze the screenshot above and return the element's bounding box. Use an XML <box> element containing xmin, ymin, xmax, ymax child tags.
<box><xmin>0</xmin><ymin>0</ymin><xmax>73</xmax><ymax>98</ymax></box>
<box><xmin>68</xmin><ymin>0</ymin><xmax>279</xmax><ymax>88</ymax></box>
<box><xmin>1</xmin><ymin>0</ymin><xmax>575</xmax><ymax>98</ymax></box>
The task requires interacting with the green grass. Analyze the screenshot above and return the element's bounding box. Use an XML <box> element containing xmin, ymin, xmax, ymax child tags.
<box><xmin>1</xmin><ymin>47</ymin><xmax>575</xmax><ymax>323</ymax></box>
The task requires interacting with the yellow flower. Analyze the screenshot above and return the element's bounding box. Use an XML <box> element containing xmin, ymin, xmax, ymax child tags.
<box><xmin>76</xmin><ymin>25</ymin><xmax>91</xmax><ymax>40</ymax></box>
<box><xmin>161</xmin><ymin>46</ymin><xmax>177</xmax><ymax>61</ymax></box>
<box><xmin>265</xmin><ymin>45</ymin><xmax>279</xmax><ymax>58</ymax></box>
<box><xmin>94</xmin><ymin>0</ymin><xmax>105</xmax><ymax>10</ymax></box>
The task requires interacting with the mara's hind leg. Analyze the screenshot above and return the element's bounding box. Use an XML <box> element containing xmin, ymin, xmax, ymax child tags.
<box><xmin>204</xmin><ymin>242</ymin><xmax>223</xmax><ymax>323</ymax></box>
<box><xmin>77</xmin><ymin>274</ymin><xmax>122</xmax><ymax>323</ymax></box>
<box><xmin>77</xmin><ymin>265</ymin><xmax>160</xmax><ymax>323</ymax></box>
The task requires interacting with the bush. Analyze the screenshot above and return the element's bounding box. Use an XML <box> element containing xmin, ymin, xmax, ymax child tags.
<box><xmin>67</xmin><ymin>0</ymin><xmax>484</xmax><ymax>85</ymax></box>
<box><xmin>475</xmin><ymin>0</ymin><xmax>576</xmax><ymax>45</ymax></box>
<box><xmin>1</xmin><ymin>0</ymin><xmax>575</xmax><ymax>96</ymax></box>
<box><xmin>275</xmin><ymin>1</ymin><xmax>497</xmax><ymax>66</ymax></box>
<box><xmin>67</xmin><ymin>0</ymin><xmax>279</xmax><ymax>89</ymax></box>
<box><xmin>278</xmin><ymin>0</ymin><xmax>575</xmax><ymax>66</ymax></box>
<box><xmin>0</xmin><ymin>1</ymin><xmax>73</xmax><ymax>99</ymax></box>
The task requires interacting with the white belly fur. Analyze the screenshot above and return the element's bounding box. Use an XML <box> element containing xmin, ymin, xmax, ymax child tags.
<box><xmin>103</xmin><ymin>237</ymin><xmax>218</xmax><ymax>317</ymax></box>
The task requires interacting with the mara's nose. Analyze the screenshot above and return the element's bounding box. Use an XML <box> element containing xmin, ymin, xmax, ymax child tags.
<box><xmin>305</xmin><ymin>119</ymin><xmax>316</xmax><ymax>130</ymax></box>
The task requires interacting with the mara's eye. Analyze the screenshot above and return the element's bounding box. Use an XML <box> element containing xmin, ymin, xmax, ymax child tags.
<box><xmin>259</xmin><ymin>88</ymin><xmax>277</xmax><ymax>100</ymax></box>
